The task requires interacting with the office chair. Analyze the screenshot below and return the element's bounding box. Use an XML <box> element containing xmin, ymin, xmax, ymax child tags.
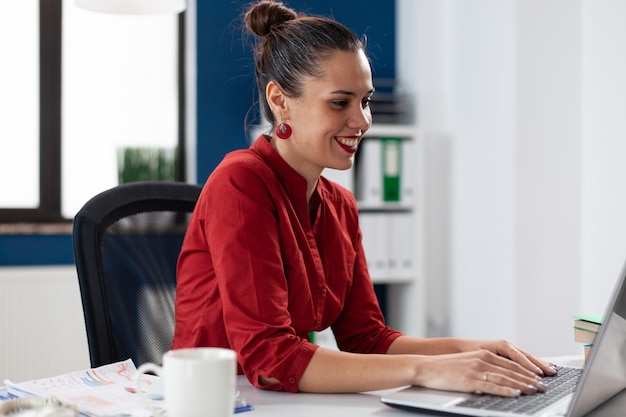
<box><xmin>73</xmin><ymin>181</ymin><xmax>202</xmax><ymax>368</ymax></box>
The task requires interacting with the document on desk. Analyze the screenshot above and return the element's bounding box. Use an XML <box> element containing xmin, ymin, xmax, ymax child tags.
<box><xmin>3</xmin><ymin>359</ymin><xmax>252</xmax><ymax>416</ymax></box>
<box><xmin>4</xmin><ymin>359</ymin><xmax>161</xmax><ymax>417</ymax></box>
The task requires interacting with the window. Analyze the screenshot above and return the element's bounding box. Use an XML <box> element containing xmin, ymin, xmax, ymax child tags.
<box><xmin>0</xmin><ymin>0</ymin><xmax>185</xmax><ymax>223</ymax></box>
<box><xmin>0</xmin><ymin>1</ymin><xmax>40</xmax><ymax>210</ymax></box>
<box><xmin>0</xmin><ymin>0</ymin><xmax>61</xmax><ymax>222</ymax></box>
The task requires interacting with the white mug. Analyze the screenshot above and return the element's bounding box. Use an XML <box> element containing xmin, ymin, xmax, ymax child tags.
<box><xmin>135</xmin><ymin>347</ymin><xmax>237</xmax><ymax>417</ymax></box>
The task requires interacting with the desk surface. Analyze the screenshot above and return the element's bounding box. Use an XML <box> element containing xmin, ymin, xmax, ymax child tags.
<box><xmin>236</xmin><ymin>356</ymin><xmax>585</xmax><ymax>417</ymax></box>
<box><xmin>237</xmin><ymin>376</ymin><xmax>407</xmax><ymax>417</ymax></box>
<box><xmin>0</xmin><ymin>356</ymin><xmax>587</xmax><ymax>417</ymax></box>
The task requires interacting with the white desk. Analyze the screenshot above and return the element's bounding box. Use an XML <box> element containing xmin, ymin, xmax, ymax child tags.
<box><xmin>0</xmin><ymin>357</ymin><xmax>590</xmax><ymax>417</ymax></box>
<box><xmin>236</xmin><ymin>356</ymin><xmax>586</xmax><ymax>417</ymax></box>
<box><xmin>236</xmin><ymin>375</ymin><xmax>410</xmax><ymax>417</ymax></box>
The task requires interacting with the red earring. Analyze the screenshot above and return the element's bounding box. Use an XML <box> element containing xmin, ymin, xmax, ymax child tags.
<box><xmin>276</xmin><ymin>122</ymin><xmax>292</xmax><ymax>140</ymax></box>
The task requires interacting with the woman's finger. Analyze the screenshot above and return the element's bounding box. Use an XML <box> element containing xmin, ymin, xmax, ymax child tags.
<box><xmin>477</xmin><ymin>366</ymin><xmax>548</xmax><ymax>396</ymax></box>
<box><xmin>489</xmin><ymin>340</ymin><xmax>557</xmax><ymax>376</ymax></box>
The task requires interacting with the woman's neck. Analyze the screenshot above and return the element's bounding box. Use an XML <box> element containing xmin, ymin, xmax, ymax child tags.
<box><xmin>270</xmin><ymin>135</ymin><xmax>321</xmax><ymax>203</ymax></box>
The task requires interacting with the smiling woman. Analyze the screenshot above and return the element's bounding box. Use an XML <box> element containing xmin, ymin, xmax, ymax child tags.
<box><xmin>171</xmin><ymin>0</ymin><xmax>555</xmax><ymax>397</ymax></box>
<box><xmin>265</xmin><ymin>50</ymin><xmax>374</xmax><ymax>182</ymax></box>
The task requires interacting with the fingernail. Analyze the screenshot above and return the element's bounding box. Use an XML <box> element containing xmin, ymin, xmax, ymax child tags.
<box><xmin>510</xmin><ymin>389</ymin><xmax>522</xmax><ymax>397</ymax></box>
<box><xmin>544</xmin><ymin>366</ymin><xmax>557</xmax><ymax>376</ymax></box>
<box><xmin>526</xmin><ymin>385</ymin><xmax>538</xmax><ymax>393</ymax></box>
<box><xmin>536</xmin><ymin>366</ymin><xmax>544</xmax><ymax>376</ymax></box>
<box><xmin>537</xmin><ymin>381</ymin><xmax>548</xmax><ymax>392</ymax></box>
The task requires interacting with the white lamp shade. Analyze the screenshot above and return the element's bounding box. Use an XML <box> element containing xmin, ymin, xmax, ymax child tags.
<box><xmin>75</xmin><ymin>0</ymin><xmax>186</xmax><ymax>14</ymax></box>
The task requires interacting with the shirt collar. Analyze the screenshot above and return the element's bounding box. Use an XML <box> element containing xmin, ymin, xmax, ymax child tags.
<box><xmin>250</xmin><ymin>135</ymin><xmax>310</xmax><ymax>203</ymax></box>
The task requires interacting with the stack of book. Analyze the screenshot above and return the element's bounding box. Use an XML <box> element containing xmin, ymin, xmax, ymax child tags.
<box><xmin>573</xmin><ymin>313</ymin><xmax>603</xmax><ymax>362</ymax></box>
<box><xmin>369</xmin><ymin>78</ymin><xmax>413</xmax><ymax>124</ymax></box>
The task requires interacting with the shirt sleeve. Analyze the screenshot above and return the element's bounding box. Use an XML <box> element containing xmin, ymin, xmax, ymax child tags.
<box><xmin>198</xmin><ymin>157</ymin><xmax>317</xmax><ymax>392</ymax></box>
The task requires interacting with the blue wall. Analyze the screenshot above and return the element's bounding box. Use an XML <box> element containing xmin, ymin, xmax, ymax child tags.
<box><xmin>0</xmin><ymin>235</ymin><xmax>74</xmax><ymax>266</ymax></box>
<box><xmin>195</xmin><ymin>0</ymin><xmax>396</xmax><ymax>182</ymax></box>
<box><xmin>0</xmin><ymin>1</ymin><xmax>395</xmax><ymax>267</ymax></box>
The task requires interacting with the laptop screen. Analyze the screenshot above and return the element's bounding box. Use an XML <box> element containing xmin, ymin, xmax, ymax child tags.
<box><xmin>568</xmin><ymin>264</ymin><xmax>626</xmax><ymax>417</ymax></box>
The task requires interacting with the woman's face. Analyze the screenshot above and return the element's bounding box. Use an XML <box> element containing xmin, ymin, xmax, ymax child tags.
<box><xmin>278</xmin><ymin>49</ymin><xmax>374</xmax><ymax>182</ymax></box>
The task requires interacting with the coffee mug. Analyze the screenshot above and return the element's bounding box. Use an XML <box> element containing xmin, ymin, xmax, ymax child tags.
<box><xmin>135</xmin><ymin>347</ymin><xmax>237</xmax><ymax>417</ymax></box>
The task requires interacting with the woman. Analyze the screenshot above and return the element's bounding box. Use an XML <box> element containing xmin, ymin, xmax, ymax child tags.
<box><xmin>172</xmin><ymin>0</ymin><xmax>556</xmax><ymax>394</ymax></box>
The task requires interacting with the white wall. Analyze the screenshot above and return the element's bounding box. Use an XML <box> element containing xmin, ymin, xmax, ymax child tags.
<box><xmin>514</xmin><ymin>0</ymin><xmax>583</xmax><ymax>356</ymax></box>
<box><xmin>580</xmin><ymin>0</ymin><xmax>626</xmax><ymax>314</ymax></box>
<box><xmin>400</xmin><ymin>0</ymin><xmax>626</xmax><ymax>357</ymax></box>
<box><xmin>0</xmin><ymin>266</ymin><xmax>90</xmax><ymax>382</ymax></box>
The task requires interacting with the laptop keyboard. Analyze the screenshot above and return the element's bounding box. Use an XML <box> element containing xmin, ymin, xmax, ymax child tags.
<box><xmin>457</xmin><ymin>366</ymin><xmax>583</xmax><ymax>415</ymax></box>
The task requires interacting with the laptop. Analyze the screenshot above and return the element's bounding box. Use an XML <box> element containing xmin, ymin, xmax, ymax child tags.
<box><xmin>381</xmin><ymin>259</ymin><xmax>626</xmax><ymax>417</ymax></box>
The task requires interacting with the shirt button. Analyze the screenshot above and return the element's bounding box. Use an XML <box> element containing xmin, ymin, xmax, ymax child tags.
<box><xmin>288</xmin><ymin>377</ymin><xmax>296</xmax><ymax>385</ymax></box>
<box><xmin>319</xmin><ymin>288</ymin><xmax>327</xmax><ymax>296</ymax></box>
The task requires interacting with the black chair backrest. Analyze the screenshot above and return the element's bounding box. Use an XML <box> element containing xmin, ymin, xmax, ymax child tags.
<box><xmin>73</xmin><ymin>181</ymin><xmax>202</xmax><ymax>367</ymax></box>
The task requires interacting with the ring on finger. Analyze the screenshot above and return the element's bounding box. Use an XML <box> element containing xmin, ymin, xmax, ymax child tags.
<box><xmin>483</xmin><ymin>371</ymin><xmax>490</xmax><ymax>382</ymax></box>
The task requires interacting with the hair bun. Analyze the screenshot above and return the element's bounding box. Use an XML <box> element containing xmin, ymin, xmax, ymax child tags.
<box><xmin>245</xmin><ymin>0</ymin><xmax>298</xmax><ymax>38</ymax></box>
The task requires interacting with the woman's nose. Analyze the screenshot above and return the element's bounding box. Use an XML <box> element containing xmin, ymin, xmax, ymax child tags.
<box><xmin>348</xmin><ymin>106</ymin><xmax>372</xmax><ymax>131</ymax></box>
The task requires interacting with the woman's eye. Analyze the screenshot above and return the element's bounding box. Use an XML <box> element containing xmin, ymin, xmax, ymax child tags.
<box><xmin>333</xmin><ymin>100</ymin><xmax>349</xmax><ymax>108</ymax></box>
<box><xmin>362</xmin><ymin>98</ymin><xmax>372</xmax><ymax>108</ymax></box>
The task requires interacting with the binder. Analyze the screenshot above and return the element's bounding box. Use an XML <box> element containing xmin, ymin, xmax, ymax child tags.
<box><xmin>356</xmin><ymin>138</ymin><xmax>382</xmax><ymax>205</ymax></box>
<box><xmin>388</xmin><ymin>212</ymin><xmax>414</xmax><ymax>280</ymax></box>
<box><xmin>400</xmin><ymin>139</ymin><xmax>415</xmax><ymax>205</ymax></box>
<box><xmin>381</xmin><ymin>137</ymin><xmax>402</xmax><ymax>202</ymax></box>
<box><xmin>356</xmin><ymin>135</ymin><xmax>416</xmax><ymax>282</ymax></box>
<box><xmin>362</xmin><ymin>212</ymin><xmax>414</xmax><ymax>281</ymax></box>
<box><xmin>360</xmin><ymin>212</ymin><xmax>389</xmax><ymax>280</ymax></box>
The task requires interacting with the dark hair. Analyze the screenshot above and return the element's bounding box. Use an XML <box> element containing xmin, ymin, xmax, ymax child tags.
<box><xmin>244</xmin><ymin>0</ymin><xmax>366</xmax><ymax>125</ymax></box>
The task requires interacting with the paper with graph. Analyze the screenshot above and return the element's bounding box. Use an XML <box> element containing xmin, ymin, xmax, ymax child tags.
<box><xmin>4</xmin><ymin>359</ymin><xmax>163</xmax><ymax>417</ymax></box>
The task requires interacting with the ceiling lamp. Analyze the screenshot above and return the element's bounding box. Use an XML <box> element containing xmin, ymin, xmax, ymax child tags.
<box><xmin>75</xmin><ymin>0</ymin><xmax>186</xmax><ymax>14</ymax></box>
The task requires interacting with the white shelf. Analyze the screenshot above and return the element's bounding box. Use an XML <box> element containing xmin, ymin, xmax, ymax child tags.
<box><xmin>371</xmin><ymin>275</ymin><xmax>414</xmax><ymax>284</ymax></box>
<box><xmin>352</xmin><ymin>123</ymin><xmax>425</xmax><ymax>337</ymax></box>
<box><xmin>366</xmin><ymin>123</ymin><xmax>419</xmax><ymax>138</ymax></box>
<box><xmin>357</xmin><ymin>202</ymin><xmax>413</xmax><ymax>212</ymax></box>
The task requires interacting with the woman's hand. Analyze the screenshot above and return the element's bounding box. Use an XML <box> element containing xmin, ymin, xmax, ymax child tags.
<box><xmin>411</xmin><ymin>348</ymin><xmax>551</xmax><ymax>397</ymax></box>
<box><xmin>387</xmin><ymin>336</ymin><xmax>558</xmax><ymax>396</ymax></box>
<box><xmin>462</xmin><ymin>339</ymin><xmax>558</xmax><ymax>377</ymax></box>
<box><xmin>299</xmin><ymin>337</ymin><xmax>559</xmax><ymax>394</ymax></box>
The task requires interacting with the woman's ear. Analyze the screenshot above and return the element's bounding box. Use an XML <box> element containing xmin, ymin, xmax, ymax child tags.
<box><xmin>266</xmin><ymin>81</ymin><xmax>288</xmax><ymax>120</ymax></box>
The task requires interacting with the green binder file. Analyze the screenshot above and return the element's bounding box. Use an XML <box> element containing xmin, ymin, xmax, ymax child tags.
<box><xmin>382</xmin><ymin>137</ymin><xmax>402</xmax><ymax>202</ymax></box>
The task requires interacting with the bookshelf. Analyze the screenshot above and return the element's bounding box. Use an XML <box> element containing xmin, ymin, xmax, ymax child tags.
<box><xmin>323</xmin><ymin>123</ymin><xmax>425</xmax><ymax>337</ymax></box>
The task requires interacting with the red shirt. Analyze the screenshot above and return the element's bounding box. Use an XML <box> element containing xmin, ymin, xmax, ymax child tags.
<box><xmin>172</xmin><ymin>136</ymin><xmax>402</xmax><ymax>392</ymax></box>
